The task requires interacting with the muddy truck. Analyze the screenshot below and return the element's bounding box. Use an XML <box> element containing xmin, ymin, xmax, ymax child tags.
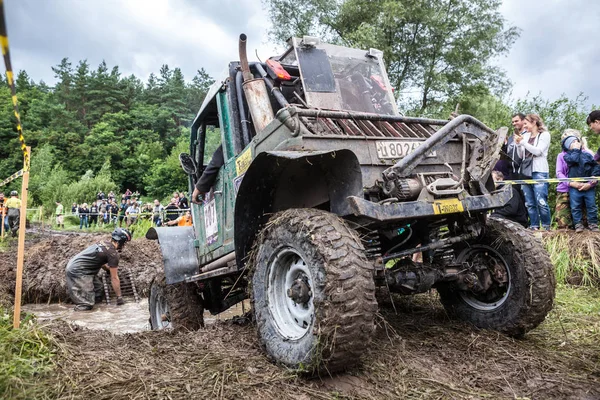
<box><xmin>146</xmin><ymin>34</ymin><xmax>555</xmax><ymax>373</ymax></box>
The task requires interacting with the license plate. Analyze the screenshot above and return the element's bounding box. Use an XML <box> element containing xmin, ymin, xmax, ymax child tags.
<box><xmin>375</xmin><ymin>141</ymin><xmax>436</xmax><ymax>159</ymax></box>
<box><xmin>432</xmin><ymin>198</ymin><xmax>464</xmax><ymax>215</ymax></box>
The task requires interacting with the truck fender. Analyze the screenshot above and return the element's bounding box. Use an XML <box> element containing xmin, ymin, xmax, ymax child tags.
<box><xmin>234</xmin><ymin>149</ymin><xmax>362</xmax><ymax>270</ymax></box>
<box><xmin>146</xmin><ymin>226</ymin><xmax>199</xmax><ymax>284</ymax></box>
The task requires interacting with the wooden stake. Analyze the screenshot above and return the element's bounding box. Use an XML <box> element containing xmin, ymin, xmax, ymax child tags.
<box><xmin>13</xmin><ymin>146</ymin><xmax>30</xmax><ymax>329</ymax></box>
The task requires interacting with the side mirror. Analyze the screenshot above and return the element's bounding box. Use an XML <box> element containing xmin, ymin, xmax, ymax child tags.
<box><xmin>179</xmin><ymin>153</ymin><xmax>197</xmax><ymax>175</ymax></box>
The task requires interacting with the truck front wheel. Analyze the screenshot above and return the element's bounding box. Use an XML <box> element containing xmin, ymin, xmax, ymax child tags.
<box><xmin>437</xmin><ymin>217</ymin><xmax>555</xmax><ymax>337</ymax></box>
<box><xmin>251</xmin><ymin>209</ymin><xmax>378</xmax><ymax>373</ymax></box>
<box><xmin>149</xmin><ymin>273</ymin><xmax>204</xmax><ymax>330</ymax></box>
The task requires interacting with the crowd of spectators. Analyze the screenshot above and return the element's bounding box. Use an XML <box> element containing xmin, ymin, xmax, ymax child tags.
<box><xmin>63</xmin><ymin>190</ymin><xmax>191</xmax><ymax>230</ymax></box>
<box><xmin>492</xmin><ymin>110</ymin><xmax>600</xmax><ymax>232</ymax></box>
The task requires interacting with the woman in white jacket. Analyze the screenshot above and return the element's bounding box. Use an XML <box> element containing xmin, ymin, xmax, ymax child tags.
<box><xmin>515</xmin><ymin>114</ymin><xmax>551</xmax><ymax>230</ymax></box>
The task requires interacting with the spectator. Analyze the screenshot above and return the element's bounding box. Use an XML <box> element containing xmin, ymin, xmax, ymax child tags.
<box><xmin>71</xmin><ymin>202</ymin><xmax>78</xmax><ymax>215</ymax></box>
<box><xmin>107</xmin><ymin>191</ymin><xmax>115</xmax><ymax>202</ymax></box>
<box><xmin>491</xmin><ymin>171</ymin><xmax>528</xmax><ymax>227</ymax></box>
<box><xmin>5</xmin><ymin>191</ymin><xmax>21</xmax><ymax>236</ymax></box>
<box><xmin>125</xmin><ymin>201</ymin><xmax>140</xmax><ymax>227</ymax></box>
<box><xmin>124</xmin><ymin>188</ymin><xmax>132</xmax><ymax>200</ymax></box>
<box><xmin>97</xmin><ymin>191</ymin><xmax>105</xmax><ymax>201</ymax></box>
<box><xmin>515</xmin><ymin>114</ymin><xmax>551</xmax><ymax>230</ymax></box>
<box><xmin>179</xmin><ymin>192</ymin><xmax>189</xmax><ymax>210</ymax></box>
<box><xmin>152</xmin><ymin>199</ymin><xmax>164</xmax><ymax>226</ymax></box>
<box><xmin>55</xmin><ymin>201</ymin><xmax>64</xmax><ymax>229</ymax></box>
<box><xmin>166</xmin><ymin>210</ymin><xmax>193</xmax><ymax>226</ymax></box>
<box><xmin>562</xmin><ymin>135</ymin><xmax>600</xmax><ymax>232</ymax></box>
<box><xmin>89</xmin><ymin>201</ymin><xmax>99</xmax><ymax>227</ymax></box>
<box><xmin>100</xmin><ymin>200</ymin><xmax>109</xmax><ymax>225</ymax></box>
<box><xmin>109</xmin><ymin>201</ymin><xmax>120</xmax><ymax>226</ymax></box>
<box><xmin>118</xmin><ymin>199</ymin><xmax>128</xmax><ymax>228</ymax></box>
<box><xmin>173</xmin><ymin>192</ymin><xmax>181</xmax><ymax>207</ymax></box>
<box><xmin>587</xmin><ymin>110</ymin><xmax>600</xmax><ymax>135</ymax></box>
<box><xmin>555</xmin><ymin>129</ymin><xmax>593</xmax><ymax>229</ymax></box>
<box><xmin>498</xmin><ymin>113</ymin><xmax>527</xmax><ymax>180</ymax></box>
<box><xmin>78</xmin><ymin>203</ymin><xmax>89</xmax><ymax>229</ymax></box>
<box><xmin>141</xmin><ymin>202</ymin><xmax>153</xmax><ymax>219</ymax></box>
<box><xmin>164</xmin><ymin>198</ymin><xmax>180</xmax><ymax>223</ymax></box>
<box><xmin>0</xmin><ymin>192</ymin><xmax>8</xmax><ymax>233</ymax></box>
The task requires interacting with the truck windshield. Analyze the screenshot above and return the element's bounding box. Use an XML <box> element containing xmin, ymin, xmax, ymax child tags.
<box><xmin>287</xmin><ymin>38</ymin><xmax>398</xmax><ymax>116</ymax></box>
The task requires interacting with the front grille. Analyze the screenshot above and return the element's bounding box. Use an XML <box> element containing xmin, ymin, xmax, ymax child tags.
<box><xmin>299</xmin><ymin>116</ymin><xmax>442</xmax><ymax>138</ymax></box>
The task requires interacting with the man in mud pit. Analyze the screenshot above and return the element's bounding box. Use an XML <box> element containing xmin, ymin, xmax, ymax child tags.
<box><xmin>65</xmin><ymin>228</ymin><xmax>131</xmax><ymax>311</ymax></box>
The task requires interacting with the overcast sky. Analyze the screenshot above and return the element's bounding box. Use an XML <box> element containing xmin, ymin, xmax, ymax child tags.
<box><xmin>5</xmin><ymin>0</ymin><xmax>600</xmax><ymax>107</ymax></box>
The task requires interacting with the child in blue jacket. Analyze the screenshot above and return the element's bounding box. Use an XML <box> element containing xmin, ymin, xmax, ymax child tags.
<box><xmin>563</xmin><ymin>135</ymin><xmax>600</xmax><ymax>232</ymax></box>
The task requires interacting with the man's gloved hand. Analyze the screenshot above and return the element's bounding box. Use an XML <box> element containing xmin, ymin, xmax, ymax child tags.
<box><xmin>116</xmin><ymin>296</ymin><xmax>125</xmax><ymax>306</ymax></box>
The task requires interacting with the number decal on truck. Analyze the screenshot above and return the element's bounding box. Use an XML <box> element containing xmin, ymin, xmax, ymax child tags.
<box><xmin>432</xmin><ymin>198</ymin><xmax>464</xmax><ymax>215</ymax></box>
<box><xmin>204</xmin><ymin>197</ymin><xmax>218</xmax><ymax>245</ymax></box>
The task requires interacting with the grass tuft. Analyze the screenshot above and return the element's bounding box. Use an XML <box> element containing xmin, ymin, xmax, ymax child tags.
<box><xmin>0</xmin><ymin>309</ymin><xmax>56</xmax><ymax>399</ymax></box>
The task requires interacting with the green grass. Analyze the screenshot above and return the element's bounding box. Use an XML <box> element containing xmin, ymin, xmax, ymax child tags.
<box><xmin>0</xmin><ymin>310</ymin><xmax>56</xmax><ymax>400</ymax></box>
<box><xmin>544</xmin><ymin>233</ymin><xmax>600</xmax><ymax>287</ymax></box>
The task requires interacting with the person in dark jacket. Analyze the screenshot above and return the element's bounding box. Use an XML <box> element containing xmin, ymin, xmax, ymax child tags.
<box><xmin>562</xmin><ymin>135</ymin><xmax>600</xmax><ymax>232</ymax></box>
<box><xmin>191</xmin><ymin>144</ymin><xmax>224</xmax><ymax>204</ymax></box>
<box><xmin>78</xmin><ymin>203</ymin><xmax>89</xmax><ymax>229</ymax></box>
<box><xmin>491</xmin><ymin>171</ymin><xmax>528</xmax><ymax>227</ymax></box>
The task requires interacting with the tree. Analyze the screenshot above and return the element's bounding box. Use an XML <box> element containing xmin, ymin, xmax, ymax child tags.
<box><xmin>263</xmin><ymin>0</ymin><xmax>519</xmax><ymax>114</ymax></box>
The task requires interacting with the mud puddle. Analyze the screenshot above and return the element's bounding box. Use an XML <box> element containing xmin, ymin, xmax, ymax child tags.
<box><xmin>23</xmin><ymin>299</ymin><xmax>251</xmax><ymax>334</ymax></box>
<box><xmin>23</xmin><ymin>299</ymin><xmax>151</xmax><ymax>333</ymax></box>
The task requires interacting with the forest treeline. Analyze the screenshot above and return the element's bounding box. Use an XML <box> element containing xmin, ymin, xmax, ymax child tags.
<box><xmin>1</xmin><ymin>0</ymin><xmax>599</xmax><ymax>213</ymax></box>
<box><xmin>0</xmin><ymin>59</ymin><xmax>215</xmax><ymax>207</ymax></box>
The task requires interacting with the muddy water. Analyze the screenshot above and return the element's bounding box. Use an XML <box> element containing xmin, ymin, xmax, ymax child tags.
<box><xmin>23</xmin><ymin>299</ymin><xmax>251</xmax><ymax>334</ymax></box>
<box><xmin>23</xmin><ymin>300</ymin><xmax>151</xmax><ymax>333</ymax></box>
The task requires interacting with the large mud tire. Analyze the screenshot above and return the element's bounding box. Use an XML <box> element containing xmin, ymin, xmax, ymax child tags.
<box><xmin>438</xmin><ymin>217</ymin><xmax>555</xmax><ymax>337</ymax></box>
<box><xmin>251</xmin><ymin>209</ymin><xmax>377</xmax><ymax>374</ymax></box>
<box><xmin>149</xmin><ymin>272</ymin><xmax>204</xmax><ymax>330</ymax></box>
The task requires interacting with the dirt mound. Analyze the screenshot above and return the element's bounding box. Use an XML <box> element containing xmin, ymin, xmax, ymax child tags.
<box><xmin>0</xmin><ymin>233</ymin><xmax>162</xmax><ymax>305</ymax></box>
<box><xmin>39</xmin><ymin>290</ymin><xmax>599</xmax><ymax>399</ymax></box>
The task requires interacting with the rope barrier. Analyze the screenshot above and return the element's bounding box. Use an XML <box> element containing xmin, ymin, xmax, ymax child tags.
<box><xmin>0</xmin><ymin>0</ymin><xmax>28</xmax><ymax>170</ymax></box>
<box><xmin>0</xmin><ymin>168</ymin><xmax>23</xmax><ymax>187</ymax></box>
<box><xmin>497</xmin><ymin>176</ymin><xmax>600</xmax><ymax>186</ymax></box>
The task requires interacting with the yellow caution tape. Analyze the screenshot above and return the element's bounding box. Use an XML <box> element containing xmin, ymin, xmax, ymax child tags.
<box><xmin>498</xmin><ymin>176</ymin><xmax>600</xmax><ymax>185</ymax></box>
<box><xmin>0</xmin><ymin>168</ymin><xmax>23</xmax><ymax>187</ymax></box>
<box><xmin>0</xmin><ymin>1</ymin><xmax>29</xmax><ymax>170</ymax></box>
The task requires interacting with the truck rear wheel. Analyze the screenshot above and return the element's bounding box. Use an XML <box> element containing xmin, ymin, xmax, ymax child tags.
<box><xmin>251</xmin><ymin>209</ymin><xmax>377</xmax><ymax>373</ymax></box>
<box><xmin>149</xmin><ymin>272</ymin><xmax>204</xmax><ymax>330</ymax></box>
<box><xmin>437</xmin><ymin>217</ymin><xmax>555</xmax><ymax>337</ymax></box>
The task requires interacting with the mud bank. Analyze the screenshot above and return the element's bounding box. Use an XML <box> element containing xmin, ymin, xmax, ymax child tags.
<box><xmin>0</xmin><ymin>233</ymin><xmax>162</xmax><ymax>305</ymax></box>
<box><xmin>39</xmin><ymin>288</ymin><xmax>600</xmax><ymax>400</ymax></box>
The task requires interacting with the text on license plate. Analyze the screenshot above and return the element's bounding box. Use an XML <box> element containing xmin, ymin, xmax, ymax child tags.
<box><xmin>375</xmin><ymin>141</ymin><xmax>436</xmax><ymax>159</ymax></box>
<box><xmin>432</xmin><ymin>198</ymin><xmax>464</xmax><ymax>215</ymax></box>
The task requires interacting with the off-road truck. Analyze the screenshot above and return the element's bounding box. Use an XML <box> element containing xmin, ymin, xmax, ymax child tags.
<box><xmin>147</xmin><ymin>34</ymin><xmax>555</xmax><ymax>373</ymax></box>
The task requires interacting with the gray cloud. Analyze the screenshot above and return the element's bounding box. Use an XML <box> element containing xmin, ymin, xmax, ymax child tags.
<box><xmin>5</xmin><ymin>0</ymin><xmax>275</xmax><ymax>84</ymax></box>
<box><xmin>4</xmin><ymin>0</ymin><xmax>599</xmax><ymax>111</ymax></box>
<box><xmin>500</xmin><ymin>0</ymin><xmax>600</xmax><ymax>107</ymax></box>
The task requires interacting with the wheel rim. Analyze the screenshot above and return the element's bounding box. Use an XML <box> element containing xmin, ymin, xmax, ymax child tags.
<box><xmin>458</xmin><ymin>246</ymin><xmax>512</xmax><ymax>311</ymax></box>
<box><xmin>267</xmin><ymin>247</ymin><xmax>315</xmax><ymax>340</ymax></box>
<box><xmin>154</xmin><ymin>290</ymin><xmax>172</xmax><ymax>329</ymax></box>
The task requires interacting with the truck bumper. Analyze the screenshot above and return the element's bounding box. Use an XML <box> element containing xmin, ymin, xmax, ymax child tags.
<box><xmin>347</xmin><ymin>184</ymin><xmax>512</xmax><ymax>222</ymax></box>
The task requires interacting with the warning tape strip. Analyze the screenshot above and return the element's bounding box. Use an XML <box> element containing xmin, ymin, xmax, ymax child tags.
<box><xmin>0</xmin><ymin>1</ymin><xmax>29</xmax><ymax>170</ymax></box>
<box><xmin>497</xmin><ymin>176</ymin><xmax>600</xmax><ymax>185</ymax></box>
<box><xmin>0</xmin><ymin>168</ymin><xmax>23</xmax><ymax>187</ymax></box>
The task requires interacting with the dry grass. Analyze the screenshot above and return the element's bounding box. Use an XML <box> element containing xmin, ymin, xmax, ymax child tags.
<box><xmin>543</xmin><ymin>231</ymin><xmax>600</xmax><ymax>286</ymax></box>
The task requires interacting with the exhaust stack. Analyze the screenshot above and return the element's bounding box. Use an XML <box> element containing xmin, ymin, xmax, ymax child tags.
<box><xmin>239</xmin><ymin>33</ymin><xmax>274</xmax><ymax>132</ymax></box>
